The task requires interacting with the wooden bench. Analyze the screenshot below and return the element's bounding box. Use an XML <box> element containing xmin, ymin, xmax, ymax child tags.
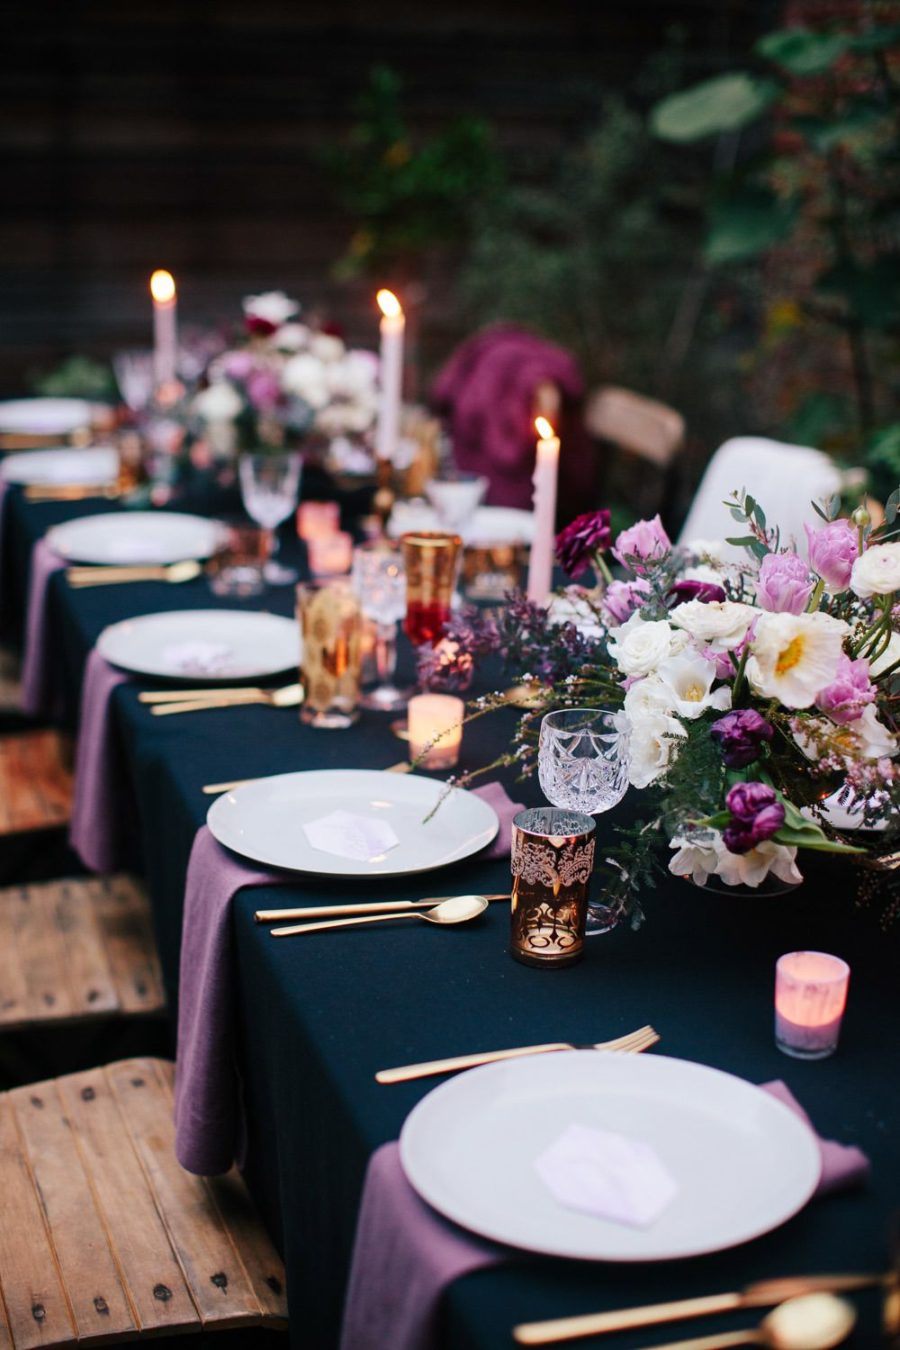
<box><xmin>0</xmin><ymin>1057</ymin><xmax>288</xmax><ymax>1345</ymax></box>
<box><xmin>0</xmin><ymin>648</ymin><xmax>22</xmax><ymax>712</ymax></box>
<box><xmin>0</xmin><ymin>731</ymin><xmax>74</xmax><ymax>836</ymax></box>
<box><xmin>0</xmin><ymin>875</ymin><xmax>165</xmax><ymax>1029</ymax></box>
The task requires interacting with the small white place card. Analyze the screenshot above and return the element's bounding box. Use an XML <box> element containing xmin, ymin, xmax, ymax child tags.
<box><xmin>534</xmin><ymin>1123</ymin><xmax>678</xmax><ymax>1227</ymax></box>
<box><xmin>303</xmin><ymin>810</ymin><xmax>400</xmax><ymax>862</ymax></box>
<box><xmin>162</xmin><ymin>641</ymin><xmax>236</xmax><ymax>675</ymax></box>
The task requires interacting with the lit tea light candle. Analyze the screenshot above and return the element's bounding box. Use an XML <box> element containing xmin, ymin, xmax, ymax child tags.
<box><xmin>297</xmin><ymin>500</ymin><xmax>341</xmax><ymax>541</ymax></box>
<box><xmin>408</xmin><ymin>693</ymin><xmax>464</xmax><ymax>769</ymax></box>
<box><xmin>375</xmin><ymin>288</ymin><xmax>405</xmax><ymax>463</ymax></box>
<box><xmin>149</xmin><ymin>269</ymin><xmax>178</xmax><ymax>388</ymax></box>
<box><xmin>526</xmin><ymin>416</ymin><xmax>560</xmax><ymax>605</ymax></box>
<box><xmin>775</xmin><ymin>951</ymin><xmax>850</xmax><ymax>1060</ymax></box>
<box><xmin>306</xmin><ymin>530</ymin><xmax>354</xmax><ymax>577</ymax></box>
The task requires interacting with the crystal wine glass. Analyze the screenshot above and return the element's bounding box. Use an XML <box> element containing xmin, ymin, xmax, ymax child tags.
<box><xmin>238</xmin><ymin>452</ymin><xmax>303</xmax><ymax>585</ymax></box>
<box><xmin>538</xmin><ymin>707</ymin><xmax>630</xmax><ymax>934</ymax></box>
<box><xmin>352</xmin><ymin>542</ymin><xmax>411</xmax><ymax>711</ymax></box>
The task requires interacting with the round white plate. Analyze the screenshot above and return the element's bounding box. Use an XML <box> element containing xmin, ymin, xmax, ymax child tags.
<box><xmin>97</xmin><ymin>610</ymin><xmax>300</xmax><ymax>682</ymax></box>
<box><xmin>207</xmin><ymin>769</ymin><xmax>499</xmax><ymax>877</ymax></box>
<box><xmin>388</xmin><ymin>503</ymin><xmax>534</xmax><ymax>546</ymax></box>
<box><xmin>46</xmin><ymin>511</ymin><xmax>225</xmax><ymax>565</ymax></box>
<box><xmin>0</xmin><ymin>446</ymin><xmax>119</xmax><ymax>487</ymax></box>
<box><xmin>400</xmin><ymin>1051</ymin><xmax>821</xmax><ymax>1262</ymax></box>
<box><xmin>0</xmin><ymin>398</ymin><xmax>95</xmax><ymax>435</ymax></box>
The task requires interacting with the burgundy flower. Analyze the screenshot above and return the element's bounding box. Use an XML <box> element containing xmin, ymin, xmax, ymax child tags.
<box><xmin>710</xmin><ymin>709</ymin><xmax>774</xmax><ymax>768</ymax></box>
<box><xmin>244</xmin><ymin>315</ymin><xmax>279</xmax><ymax>337</ymax></box>
<box><xmin>555</xmin><ymin>511</ymin><xmax>612</xmax><ymax>579</ymax></box>
<box><xmin>667</xmin><ymin>579</ymin><xmax>727</xmax><ymax>608</ymax></box>
<box><xmin>722</xmin><ymin>781</ymin><xmax>784</xmax><ymax>854</ymax></box>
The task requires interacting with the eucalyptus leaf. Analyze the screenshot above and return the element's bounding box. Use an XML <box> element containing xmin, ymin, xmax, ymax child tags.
<box><xmin>756</xmin><ymin>28</ymin><xmax>848</xmax><ymax>75</ymax></box>
<box><xmin>705</xmin><ymin>190</ymin><xmax>798</xmax><ymax>264</ymax></box>
<box><xmin>726</xmin><ymin>535</ymin><xmax>759</xmax><ymax>548</ymax></box>
<box><xmin>650</xmin><ymin>74</ymin><xmax>780</xmax><ymax>143</ymax></box>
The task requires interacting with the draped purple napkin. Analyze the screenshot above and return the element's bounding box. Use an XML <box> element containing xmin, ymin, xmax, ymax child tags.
<box><xmin>69</xmin><ymin>648</ymin><xmax>129</xmax><ymax>873</ymax></box>
<box><xmin>338</xmin><ymin>1081</ymin><xmax>870</xmax><ymax>1350</ymax></box>
<box><xmin>175</xmin><ymin>782</ymin><xmax>523</xmax><ymax>1177</ymax></box>
<box><xmin>0</xmin><ymin>480</ymin><xmax>9</xmax><ymax>590</ymax></box>
<box><xmin>20</xmin><ymin>537</ymin><xmax>66</xmax><ymax>718</ymax></box>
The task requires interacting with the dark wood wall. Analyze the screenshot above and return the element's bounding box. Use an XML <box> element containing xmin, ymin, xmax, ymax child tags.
<box><xmin>0</xmin><ymin>0</ymin><xmax>767</xmax><ymax>393</ymax></box>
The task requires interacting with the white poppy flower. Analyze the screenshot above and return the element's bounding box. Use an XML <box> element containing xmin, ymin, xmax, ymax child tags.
<box><xmin>669</xmin><ymin>599</ymin><xmax>756</xmax><ymax>651</ymax></box>
<box><xmin>850</xmin><ymin>542</ymin><xmax>900</xmax><ymax>598</ymax></box>
<box><xmin>627</xmin><ymin>712</ymin><xmax>687</xmax><ymax>789</ymax></box>
<box><xmin>746</xmin><ymin>611</ymin><xmax>847</xmax><ymax>709</ymax></box>
<box><xmin>607</xmin><ymin>615</ymin><xmax>687</xmax><ymax>678</ymax></box>
<box><xmin>668</xmin><ymin>832</ymin><xmax>802</xmax><ymax>888</ymax></box>
<box><xmin>655</xmin><ymin>650</ymin><xmax>732</xmax><ymax>720</ymax></box>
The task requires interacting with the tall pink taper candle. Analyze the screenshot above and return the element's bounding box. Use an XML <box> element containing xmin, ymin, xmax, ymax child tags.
<box><xmin>526</xmin><ymin>416</ymin><xmax>560</xmax><ymax>605</ymax></box>
<box><xmin>375</xmin><ymin>288</ymin><xmax>404</xmax><ymax>462</ymax></box>
<box><xmin>150</xmin><ymin>269</ymin><xmax>178</xmax><ymax>387</ymax></box>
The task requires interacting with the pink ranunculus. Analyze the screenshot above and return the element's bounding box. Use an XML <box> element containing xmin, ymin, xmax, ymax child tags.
<box><xmin>221</xmin><ymin>350</ymin><xmax>256</xmax><ymax>381</ymax></box>
<box><xmin>246</xmin><ymin>369</ymin><xmax>283</xmax><ymax>412</ymax></box>
<box><xmin>612</xmin><ymin>515</ymin><xmax>671</xmax><ymax>574</ymax></box>
<box><xmin>755</xmin><ymin>551</ymin><xmax>814</xmax><ymax>615</ymax></box>
<box><xmin>805</xmin><ymin>519</ymin><xmax>859</xmax><ymax>592</ymax></box>
<box><xmin>601</xmin><ymin>578</ymin><xmax>651</xmax><ymax>625</ymax></box>
<box><xmin>815</xmin><ymin>654</ymin><xmax>876</xmax><ymax>725</ymax></box>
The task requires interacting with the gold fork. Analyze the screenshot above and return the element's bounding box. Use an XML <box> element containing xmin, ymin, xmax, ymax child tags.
<box><xmin>66</xmin><ymin>559</ymin><xmax>202</xmax><ymax>587</ymax></box>
<box><xmin>150</xmin><ymin>684</ymin><xmax>303</xmax><ymax>715</ymax></box>
<box><xmin>375</xmin><ymin>1024</ymin><xmax>659</xmax><ymax>1084</ymax></box>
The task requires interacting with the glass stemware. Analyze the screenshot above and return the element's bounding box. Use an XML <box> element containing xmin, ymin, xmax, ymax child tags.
<box><xmin>239</xmin><ymin>451</ymin><xmax>303</xmax><ymax>585</ymax></box>
<box><xmin>538</xmin><ymin>707</ymin><xmax>630</xmax><ymax>935</ymax></box>
<box><xmin>351</xmin><ymin>542</ymin><xmax>411</xmax><ymax>711</ymax></box>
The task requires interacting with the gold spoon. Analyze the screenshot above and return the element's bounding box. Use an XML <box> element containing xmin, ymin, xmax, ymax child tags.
<box><xmin>613</xmin><ymin>1295</ymin><xmax>856</xmax><ymax>1350</ymax></box>
<box><xmin>151</xmin><ymin>684</ymin><xmax>303</xmax><ymax>715</ymax></box>
<box><xmin>271</xmin><ymin>893</ymin><xmax>488</xmax><ymax>937</ymax></box>
<box><xmin>256</xmin><ymin>894</ymin><xmax>510</xmax><ymax>922</ymax></box>
<box><xmin>66</xmin><ymin>559</ymin><xmax>203</xmax><ymax>587</ymax></box>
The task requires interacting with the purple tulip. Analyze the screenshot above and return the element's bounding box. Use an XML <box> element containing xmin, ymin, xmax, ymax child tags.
<box><xmin>667</xmin><ymin>579</ymin><xmax>727</xmax><ymax>608</ymax></box>
<box><xmin>722</xmin><ymin>781</ymin><xmax>785</xmax><ymax>854</ymax></box>
<box><xmin>755</xmin><ymin>551</ymin><xmax>814</xmax><ymax>615</ymax></box>
<box><xmin>815</xmin><ymin>654</ymin><xmax>876</xmax><ymax>725</ymax></box>
<box><xmin>612</xmin><ymin>515</ymin><xmax>671</xmax><ymax>574</ymax></box>
<box><xmin>601</xmin><ymin>578</ymin><xmax>651</xmax><ymax>625</ymax></box>
<box><xmin>555</xmin><ymin>510</ymin><xmax>612</xmax><ymax>579</ymax></box>
<box><xmin>710</xmin><ymin>708</ymin><xmax>774</xmax><ymax>768</ymax></box>
<box><xmin>805</xmin><ymin>519</ymin><xmax>859</xmax><ymax>593</ymax></box>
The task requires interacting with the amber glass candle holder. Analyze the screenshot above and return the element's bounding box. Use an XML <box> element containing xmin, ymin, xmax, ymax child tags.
<box><xmin>297</xmin><ymin>579</ymin><xmax>362</xmax><ymax>729</ymax></box>
<box><xmin>510</xmin><ymin>808</ymin><xmax>596</xmax><ymax>968</ymax></box>
<box><xmin>400</xmin><ymin>532</ymin><xmax>461</xmax><ymax>647</ymax></box>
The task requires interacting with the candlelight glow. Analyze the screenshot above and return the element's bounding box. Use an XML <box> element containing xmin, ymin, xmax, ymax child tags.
<box><xmin>150</xmin><ymin>269</ymin><xmax>176</xmax><ymax>304</ymax></box>
<box><xmin>376</xmin><ymin>288</ymin><xmax>402</xmax><ymax>319</ymax></box>
<box><xmin>535</xmin><ymin>416</ymin><xmax>556</xmax><ymax>440</ymax></box>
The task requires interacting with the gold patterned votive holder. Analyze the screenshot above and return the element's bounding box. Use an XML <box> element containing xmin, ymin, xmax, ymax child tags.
<box><xmin>297</xmin><ymin>579</ymin><xmax>362</xmax><ymax>729</ymax></box>
<box><xmin>510</xmin><ymin>808</ymin><xmax>596</xmax><ymax>968</ymax></box>
<box><xmin>400</xmin><ymin>532</ymin><xmax>462</xmax><ymax>647</ymax></box>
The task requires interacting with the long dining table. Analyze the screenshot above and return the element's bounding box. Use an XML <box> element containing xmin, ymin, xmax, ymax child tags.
<box><xmin>0</xmin><ymin>482</ymin><xmax>898</xmax><ymax>1350</ymax></box>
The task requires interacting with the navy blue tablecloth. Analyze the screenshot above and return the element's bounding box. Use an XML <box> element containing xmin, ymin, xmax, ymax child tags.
<box><xmin>0</xmin><ymin>483</ymin><xmax>897</xmax><ymax>1350</ymax></box>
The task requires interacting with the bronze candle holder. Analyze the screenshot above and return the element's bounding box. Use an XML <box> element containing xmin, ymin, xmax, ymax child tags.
<box><xmin>297</xmin><ymin>579</ymin><xmax>362</xmax><ymax>728</ymax></box>
<box><xmin>400</xmin><ymin>532</ymin><xmax>461</xmax><ymax>647</ymax></box>
<box><xmin>510</xmin><ymin>807</ymin><xmax>596</xmax><ymax>968</ymax></box>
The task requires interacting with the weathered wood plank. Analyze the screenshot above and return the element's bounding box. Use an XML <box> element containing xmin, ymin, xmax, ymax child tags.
<box><xmin>89</xmin><ymin>877</ymin><xmax>165</xmax><ymax>1016</ymax></box>
<box><xmin>0</xmin><ymin>733</ymin><xmax>73</xmax><ymax>836</ymax></box>
<box><xmin>106</xmin><ymin>1060</ymin><xmax>267</xmax><ymax>1330</ymax></box>
<box><xmin>0</xmin><ymin>648</ymin><xmax>22</xmax><ymax>711</ymax></box>
<box><xmin>55</xmin><ymin>1067</ymin><xmax>199</xmax><ymax>1337</ymax></box>
<box><xmin>49</xmin><ymin>880</ymin><xmax>119</xmax><ymax>1020</ymax></box>
<box><xmin>8</xmin><ymin>1082</ymin><xmax>137</xmax><ymax>1344</ymax></box>
<box><xmin>0</xmin><ymin>886</ymin><xmax>30</xmax><ymax>1027</ymax></box>
<box><xmin>0</xmin><ymin>883</ymin><xmax>76</xmax><ymax>1026</ymax></box>
<box><xmin>0</xmin><ymin>1096</ymin><xmax>75</xmax><ymax>1350</ymax></box>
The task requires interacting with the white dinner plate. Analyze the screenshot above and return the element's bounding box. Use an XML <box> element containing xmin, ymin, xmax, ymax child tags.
<box><xmin>400</xmin><ymin>1051</ymin><xmax>821</xmax><ymax>1262</ymax></box>
<box><xmin>46</xmin><ymin>511</ymin><xmax>225</xmax><ymax>565</ymax></box>
<box><xmin>0</xmin><ymin>446</ymin><xmax>119</xmax><ymax>487</ymax></box>
<box><xmin>97</xmin><ymin>610</ymin><xmax>300</xmax><ymax>682</ymax></box>
<box><xmin>0</xmin><ymin>398</ymin><xmax>95</xmax><ymax>435</ymax></box>
<box><xmin>207</xmin><ymin>769</ymin><xmax>499</xmax><ymax>877</ymax></box>
<box><xmin>388</xmin><ymin>503</ymin><xmax>535</xmax><ymax>546</ymax></box>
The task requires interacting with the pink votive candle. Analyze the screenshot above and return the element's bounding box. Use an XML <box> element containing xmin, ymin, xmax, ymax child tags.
<box><xmin>306</xmin><ymin>530</ymin><xmax>354</xmax><ymax>577</ymax></box>
<box><xmin>297</xmin><ymin>500</ymin><xmax>341</xmax><ymax>541</ymax></box>
<box><xmin>408</xmin><ymin>693</ymin><xmax>464</xmax><ymax>769</ymax></box>
<box><xmin>775</xmin><ymin>951</ymin><xmax>850</xmax><ymax>1060</ymax></box>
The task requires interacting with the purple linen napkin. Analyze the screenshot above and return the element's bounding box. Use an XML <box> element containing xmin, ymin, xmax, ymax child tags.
<box><xmin>0</xmin><ymin>480</ymin><xmax>9</xmax><ymax>591</ymax></box>
<box><xmin>338</xmin><ymin>1082</ymin><xmax>870</xmax><ymax>1350</ymax></box>
<box><xmin>69</xmin><ymin>648</ymin><xmax>129</xmax><ymax>873</ymax></box>
<box><xmin>20</xmin><ymin>537</ymin><xmax>66</xmax><ymax>718</ymax></box>
<box><xmin>174</xmin><ymin>782</ymin><xmax>522</xmax><ymax>1177</ymax></box>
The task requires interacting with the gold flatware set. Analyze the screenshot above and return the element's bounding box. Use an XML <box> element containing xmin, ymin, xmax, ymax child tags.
<box><xmin>140</xmin><ymin>682</ymin><xmax>303</xmax><ymax>716</ymax></box>
<box><xmin>67</xmin><ymin>559</ymin><xmax>203</xmax><ymax>587</ymax></box>
<box><xmin>26</xmin><ymin>482</ymin><xmax>125</xmax><ymax>503</ymax></box>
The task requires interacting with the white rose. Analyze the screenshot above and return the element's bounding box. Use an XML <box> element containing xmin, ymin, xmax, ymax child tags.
<box><xmin>655</xmin><ymin>650</ymin><xmax>732</xmax><ymax>720</ymax></box>
<box><xmin>607</xmin><ymin>615</ymin><xmax>687</xmax><ymax>677</ymax></box>
<box><xmin>669</xmin><ymin>599</ymin><xmax>756</xmax><ymax>651</ymax></box>
<box><xmin>851</xmin><ymin>542</ymin><xmax>900</xmax><ymax>598</ymax></box>
<box><xmin>192</xmin><ymin>380</ymin><xmax>243</xmax><ymax>422</ymax></box>
<box><xmin>309</xmin><ymin>333</ymin><xmax>346</xmax><ymax>363</ymax></box>
<box><xmin>623</xmin><ymin>674</ymin><xmax>674</xmax><ymax>721</ymax></box>
<box><xmin>273</xmin><ymin>322</ymin><xmax>310</xmax><ymax>352</ymax></box>
<box><xmin>869</xmin><ymin>630</ymin><xmax>900</xmax><ymax>678</ymax></box>
<box><xmin>747</xmin><ymin>611</ymin><xmax>848</xmax><ymax>709</ymax></box>
<box><xmin>282</xmin><ymin>354</ymin><xmax>329</xmax><ymax>409</ymax></box>
<box><xmin>627</xmin><ymin>712</ymin><xmax>687</xmax><ymax>788</ymax></box>
<box><xmin>242</xmin><ymin>290</ymin><xmax>299</xmax><ymax>326</ymax></box>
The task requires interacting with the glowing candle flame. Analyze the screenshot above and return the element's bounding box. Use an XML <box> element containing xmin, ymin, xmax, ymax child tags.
<box><xmin>376</xmin><ymin>288</ymin><xmax>402</xmax><ymax>319</ymax></box>
<box><xmin>150</xmin><ymin>269</ymin><xmax>176</xmax><ymax>304</ymax></box>
<box><xmin>535</xmin><ymin>416</ymin><xmax>556</xmax><ymax>440</ymax></box>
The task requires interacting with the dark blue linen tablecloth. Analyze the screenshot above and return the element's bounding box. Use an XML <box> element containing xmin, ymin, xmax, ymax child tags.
<box><xmin>0</xmin><ymin>483</ymin><xmax>897</xmax><ymax>1350</ymax></box>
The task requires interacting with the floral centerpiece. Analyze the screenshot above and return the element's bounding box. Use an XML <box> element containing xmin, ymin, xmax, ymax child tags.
<box><xmin>443</xmin><ymin>492</ymin><xmax>900</xmax><ymax>926</ymax></box>
<box><xmin>191</xmin><ymin>290</ymin><xmax>379</xmax><ymax>457</ymax></box>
